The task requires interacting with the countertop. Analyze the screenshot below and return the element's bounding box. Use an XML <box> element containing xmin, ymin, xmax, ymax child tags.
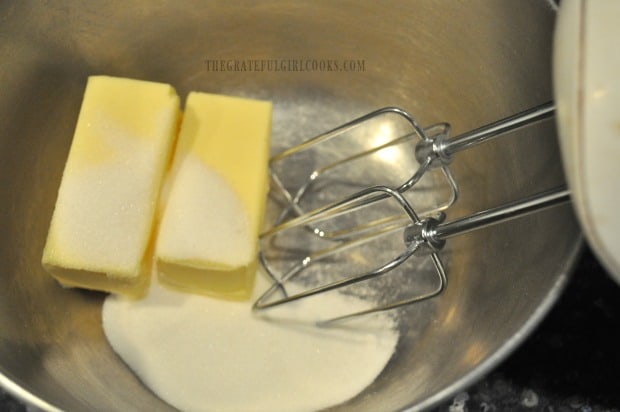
<box><xmin>2</xmin><ymin>246</ymin><xmax>619</xmax><ymax>412</ymax></box>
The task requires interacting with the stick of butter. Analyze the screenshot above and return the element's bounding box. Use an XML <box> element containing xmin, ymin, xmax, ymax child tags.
<box><xmin>156</xmin><ymin>92</ymin><xmax>272</xmax><ymax>300</ymax></box>
<box><xmin>42</xmin><ymin>76</ymin><xmax>181</xmax><ymax>297</ymax></box>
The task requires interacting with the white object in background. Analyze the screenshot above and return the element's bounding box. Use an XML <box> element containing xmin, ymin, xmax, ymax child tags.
<box><xmin>554</xmin><ymin>0</ymin><xmax>620</xmax><ymax>280</ymax></box>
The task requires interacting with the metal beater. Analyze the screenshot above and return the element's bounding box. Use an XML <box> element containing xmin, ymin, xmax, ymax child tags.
<box><xmin>254</xmin><ymin>103</ymin><xmax>571</xmax><ymax>323</ymax></box>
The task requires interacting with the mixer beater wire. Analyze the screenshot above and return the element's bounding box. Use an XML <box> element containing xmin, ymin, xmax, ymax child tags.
<box><xmin>255</xmin><ymin>102</ymin><xmax>569</xmax><ymax>323</ymax></box>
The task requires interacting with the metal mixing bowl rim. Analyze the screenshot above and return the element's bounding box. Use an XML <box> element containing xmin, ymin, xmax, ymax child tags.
<box><xmin>0</xmin><ymin>371</ymin><xmax>62</xmax><ymax>411</ymax></box>
<box><xmin>0</xmin><ymin>239</ymin><xmax>583</xmax><ymax>412</ymax></box>
<box><xmin>410</xmin><ymin>237</ymin><xmax>584</xmax><ymax>411</ymax></box>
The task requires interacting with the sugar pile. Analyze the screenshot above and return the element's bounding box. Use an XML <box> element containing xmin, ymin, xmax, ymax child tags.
<box><xmin>102</xmin><ymin>272</ymin><xmax>399</xmax><ymax>412</ymax></box>
<box><xmin>156</xmin><ymin>155</ymin><xmax>252</xmax><ymax>267</ymax></box>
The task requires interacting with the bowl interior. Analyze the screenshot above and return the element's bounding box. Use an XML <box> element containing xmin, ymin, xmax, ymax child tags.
<box><xmin>0</xmin><ymin>1</ymin><xmax>580</xmax><ymax>411</ymax></box>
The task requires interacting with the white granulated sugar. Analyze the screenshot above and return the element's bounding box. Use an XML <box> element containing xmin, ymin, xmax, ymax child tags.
<box><xmin>52</xmin><ymin>116</ymin><xmax>164</xmax><ymax>274</ymax></box>
<box><xmin>102</xmin><ymin>272</ymin><xmax>399</xmax><ymax>412</ymax></box>
<box><xmin>156</xmin><ymin>155</ymin><xmax>252</xmax><ymax>267</ymax></box>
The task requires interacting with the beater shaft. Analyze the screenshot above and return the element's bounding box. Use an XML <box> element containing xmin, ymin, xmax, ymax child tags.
<box><xmin>444</xmin><ymin>102</ymin><xmax>555</xmax><ymax>157</ymax></box>
<box><xmin>405</xmin><ymin>186</ymin><xmax>570</xmax><ymax>250</ymax></box>
<box><xmin>255</xmin><ymin>185</ymin><xmax>571</xmax><ymax>323</ymax></box>
<box><xmin>415</xmin><ymin>102</ymin><xmax>555</xmax><ymax>167</ymax></box>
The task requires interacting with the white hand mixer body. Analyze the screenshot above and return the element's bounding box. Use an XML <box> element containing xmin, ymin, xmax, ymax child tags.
<box><xmin>554</xmin><ymin>0</ymin><xmax>620</xmax><ymax>281</ymax></box>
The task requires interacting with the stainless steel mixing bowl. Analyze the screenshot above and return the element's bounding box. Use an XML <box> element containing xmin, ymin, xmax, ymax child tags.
<box><xmin>0</xmin><ymin>1</ymin><xmax>581</xmax><ymax>411</ymax></box>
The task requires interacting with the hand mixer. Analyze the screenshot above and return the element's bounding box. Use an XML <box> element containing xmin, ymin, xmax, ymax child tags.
<box><xmin>254</xmin><ymin>0</ymin><xmax>620</xmax><ymax>323</ymax></box>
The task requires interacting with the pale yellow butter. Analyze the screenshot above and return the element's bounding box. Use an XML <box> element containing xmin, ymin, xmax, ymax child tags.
<box><xmin>156</xmin><ymin>92</ymin><xmax>272</xmax><ymax>300</ymax></box>
<box><xmin>42</xmin><ymin>76</ymin><xmax>180</xmax><ymax>297</ymax></box>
